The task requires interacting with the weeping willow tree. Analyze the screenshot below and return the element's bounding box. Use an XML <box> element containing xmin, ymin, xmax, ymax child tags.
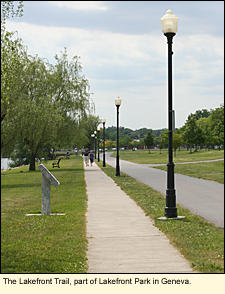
<box><xmin>19</xmin><ymin>49</ymin><xmax>95</xmax><ymax>171</ymax></box>
<box><xmin>1</xmin><ymin>1</ymin><xmax>24</xmax><ymax>29</ymax></box>
<box><xmin>1</xmin><ymin>1</ymin><xmax>25</xmax><ymax>154</ymax></box>
<box><xmin>1</xmin><ymin>2</ymin><xmax>96</xmax><ymax>170</ymax></box>
<box><xmin>1</xmin><ymin>30</ymin><xmax>30</xmax><ymax>154</ymax></box>
<box><xmin>51</xmin><ymin>49</ymin><xmax>95</xmax><ymax>151</ymax></box>
<box><xmin>2</xmin><ymin>38</ymin><xmax>95</xmax><ymax>170</ymax></box>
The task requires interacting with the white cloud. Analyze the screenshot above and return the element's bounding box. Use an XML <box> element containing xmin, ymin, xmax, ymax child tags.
<box><xmin>4</xmin><ymin>20</ymin><xmax>223</xmax><ymax>130</ymax></box>
<box><xmin>5</xmin><ymin>21</ymin><xmax>165</xmax><ymax>69</ymax></box>
<box><xmin>52</xmin><ymin>1</ymin><xmax>108</xmax><ymax>11</ymax></box>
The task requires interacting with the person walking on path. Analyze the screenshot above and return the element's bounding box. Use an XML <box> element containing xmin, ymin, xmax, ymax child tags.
<box><xmin>84</xmin><ymin>148</ymin><xmax>90</xmax><ymax>167</ymax></box>
<box><xmin>66</xmin><ymin>150</ymin><xmax>70</xmax><ymax>159</ymax></box>
<box><xmin>89</xmin><ymin>150</ymin><xmax>94</xmax><ymax>166</ymax></box>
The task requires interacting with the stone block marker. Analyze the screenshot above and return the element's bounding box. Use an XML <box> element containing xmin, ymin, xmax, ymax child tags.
<box><xmin>38</xmin><ymin>164</ymin><xmax>60</xmax><ymax>215</ymax></box>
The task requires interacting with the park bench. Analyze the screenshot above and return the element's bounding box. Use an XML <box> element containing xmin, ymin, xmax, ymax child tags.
<box><xmin>52</xmin><ymin>157</ymin><xmax>62</xmax><ymax>168</ymax></box>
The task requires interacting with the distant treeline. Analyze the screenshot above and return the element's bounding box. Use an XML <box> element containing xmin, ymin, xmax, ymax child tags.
<box><xmin>102</xmin><ymin>106</ymin><xmax>224</xmax><ymax>152</ymax></box>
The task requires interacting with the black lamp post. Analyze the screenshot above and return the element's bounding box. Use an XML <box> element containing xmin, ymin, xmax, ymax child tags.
<box><xmin>97</xmin><ymin>126</ymin><xmax>100</xmax><ymax>162</ymax></box>
<box><xmin>91</xmin><ymin>134</ymin><xmax>95</xmax><ymax>151</ymax></box>
<box><xmin>115</xmin><ymin>96</ymin><xmax>122</xmax><ymax>176</ymax></box>
<box><xmin>94</xmin><ymin>130</ymin><xmax>97</xmax><ymax>160</ymax></box>
<box><xmin>102</xmin><ymin>117</ymin><xmax>106</xmax><ymax>167</ymax></box>
<box><xmin>161</xmin><ymin>10</ymin><xmax>178</xmax><ymax>218</ymax></box>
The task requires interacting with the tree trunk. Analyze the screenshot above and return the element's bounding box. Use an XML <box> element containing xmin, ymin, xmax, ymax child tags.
<box><xmin>29</xmin><ymin>152</ymin><xmax>36</xmax><ymax>171</ymax></box>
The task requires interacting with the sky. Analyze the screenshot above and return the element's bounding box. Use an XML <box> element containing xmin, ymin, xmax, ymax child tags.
<box><xmin>5</xmin><ymin>1</ymin><xmax>224</xmax><ymax>130</ymax></box>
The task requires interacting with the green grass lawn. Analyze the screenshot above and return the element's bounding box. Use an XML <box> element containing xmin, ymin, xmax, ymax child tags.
<box><xmin>110</xmin><ymin>148</ymin><xmax>224</xmax><ymax>164</ymax></box>
<box><xmin>1</xmin><ymin>156</ymin><xmax>88</xmax><ymax>273</ymax></box>
<box><xmin>1</xmin><ymin>151</ymin><xmax>224</xmax><ymax>274</ymax></box>
<box><xmin>96</xmin><ymin>161</ymin><xmax>224</xmax><ymax>273</ymax></box>
<box><xmin>154</xmin><ymin>160</ymin><xmax>224</xmax><ymax>184</ymax></box>
<box><xmin>110</xmin><ymin>148</ymin><xmax>224</xmax><ymax>184</ymax></box>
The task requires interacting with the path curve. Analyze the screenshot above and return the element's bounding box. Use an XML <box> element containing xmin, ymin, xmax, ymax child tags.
<box><xmin>103</xmin><ymin>153</ymin><xmax>224</xmax><ymax>228</ymax></box>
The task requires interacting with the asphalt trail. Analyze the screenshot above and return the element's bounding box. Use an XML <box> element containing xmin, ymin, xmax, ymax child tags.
<box><xmin>103</xmin><ymin>153</ymin><xmax>224</xmax><ymax>228</ymax></box>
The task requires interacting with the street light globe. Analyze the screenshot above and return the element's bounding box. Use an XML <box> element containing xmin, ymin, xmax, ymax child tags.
<box><xmin>160</xmin><ymin>10</ymin><xmax>179</xmax><ymax>34</ymax></box>
<box><xmin>102</xmin><ymin>117</ymin><xmax>106</xmax><ymax>123</ymax></box>
<box><xmin>115</xmin><ymin>96</ymin><xmax>122</xmax><ymax>106</ymax></box>
<box><xmin>97</xmin><ymin>126</ymin><xmax>100</xmax><ymax>131</ymax></box>
<box><xmin>94</xmin><ymin>131</ymin><xmax>97</xmax><ymax>135</ymax></box>
<box><xmin>91</xmin><ymin>134</ymin><xmax>95</xmax><ymax>137</ymax></box>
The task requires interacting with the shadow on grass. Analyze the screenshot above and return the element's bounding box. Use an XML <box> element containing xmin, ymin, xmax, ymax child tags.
<box><xmin>50</xmin><ymin>168</ymin><xmax>84</xmax><ymax>173</ymax></box>
<box><xmin>1</xmin><ymin>183</ymin><xmax>41</xmax><ymax>189</ymax></box>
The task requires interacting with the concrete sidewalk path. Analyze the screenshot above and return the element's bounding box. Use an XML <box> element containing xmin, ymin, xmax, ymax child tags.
<box><xmin>85</xmin><ymin>162</ymin><xmax>194</xmax><ymax>273</ymax></box>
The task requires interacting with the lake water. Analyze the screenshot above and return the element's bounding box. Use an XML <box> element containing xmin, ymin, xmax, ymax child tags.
<box><xmin>1</xmin><ymin>158</ymin><xmax>12</xmax><ymax>170</ymax></box>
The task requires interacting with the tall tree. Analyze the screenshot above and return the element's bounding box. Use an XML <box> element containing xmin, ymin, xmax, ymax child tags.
<box><xmin>173</xmin><ymin>133</ymin><xmax>183</xmax><ymax>156</ymax></box>
<box><xmin>120</xmin><ymin>136</ymin><xmax>132</xmax><ymax>149</ymax></box>
<box><xmin>144</xmin><ymin>131</ymin><xmax>154</xmax><ymax>154</ymax></box>
<box><xmin>20</xmin><ymin>49</ymin><xmax>96</xmax><ymax>170</ymax></box>
<box><xmin>51</xmin><ymin>49</ymin><xmax>95</xmax><ymax>148</ymax></box>
<box><xmin>161</xmin><ymin>129</ymin><xmax>168</xmax><ymax>147</ymax></box>
<box><xmin>18</xmin><ymin>55</ymin><xmax>63</xmax><ymax>170</ymax></box>
<box><xmin>1</xmin><ymin>30</ymin><xmax>31</xmax><ymax>154</ymax></box>
<box><xmin>78</xmin><ymin>114</ymin><xmax>100</xmax><ymax>150</ymax></box>
<box><xmin>1</xmin><ymin>1</ymin><xmax>25</xmax><ymax>154</ymax></box>
<box><xmin>209</xmin><ymin>104</ymin><xmax>224</xmax><ymax>150</ymax></box>
<box><xmin>197</xmin><ymin>117</ymin><xmax>213</xmax><ymax>150</ymax></box>
<box><xmin>194</xmin><ymin>109</ymin><xmax>211</xmax><ymax>120</ymax></box>
<box><xmin>183</xmin><ymin>114</ymin><xmax>198</xmax><ymax>153</ymax></box>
